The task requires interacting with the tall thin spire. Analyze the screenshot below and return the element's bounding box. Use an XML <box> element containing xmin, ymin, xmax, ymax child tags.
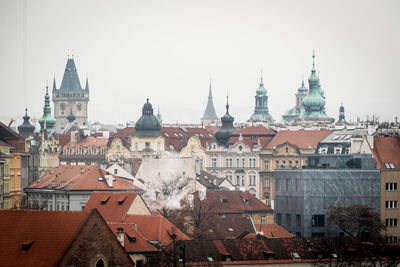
<box><xmin>201</xmin><ymin>81</ymin><xmax>219</xmax><ymax>121</ymax></box>
<box><xmin>52</xmin><ymin>76</ymin><xmax>56</xmax><ymax>91</ymax></box>
<box><xmin>85</xmin><ymin>75</ymin><xmax>89</xmax><ymax>91</ymax></box>
<box><xmin>312</xmin><ymin>50</ymin><xmax>316</xmax><ymax>72</ymax></box>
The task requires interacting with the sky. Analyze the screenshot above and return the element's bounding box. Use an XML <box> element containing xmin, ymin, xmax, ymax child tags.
<box><xmin>0</xmin><ymin>0</ymin><xmax>399</xmax><ymax>126</ymax></box>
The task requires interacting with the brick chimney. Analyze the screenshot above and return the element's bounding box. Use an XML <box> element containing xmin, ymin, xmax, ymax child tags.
<box><xmin>117</xmin><ymin>227</ymin><xmax>124</xmax><ymax>247</ymax></box>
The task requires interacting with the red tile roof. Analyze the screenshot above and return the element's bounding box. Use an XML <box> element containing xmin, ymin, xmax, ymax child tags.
<box><xmin>27</xmin><ymin>165</ymin><xmax>141</xmax><ymax>191</ymax></box>
<box><xmin>372</xmin><ymin>137</ymin><xmax>400</xmax><ymax>170</ymax></box>
<box><xmin>255</xmin><ymin>224</ymin><xmax>295</xmax><ymax>238</ymax></box>
<box><xmin>0</xmin><ymin>209</ymin><xmax>89</xmax><ymax>266</ymax></box>
<box><xmin>84</xmin><ymin>192</ymin><xmax>147</xmax><ymax>222</ymax></box>
<box><xmin>204</xmin><ymin>216</ymin><xmax>256</xmax><ymax>239</ymax></box>
<box><xmin>123</xmin><ymin>215</ymin><xmax>190</xmax><ymax>246</ymax></box>
<box><xmin>107</xmin><ymin>223</ymin><xmax>158</xmax><ymax>253</ymax></box>
<box><xmin>57</xmin><ymin>133</ymin><xmax>71</xmax><ymax>146</ymax></box>
<box><xmin>66</xmin><ymin>137</ymin><xmax>108</xmax><ymax>147</ymax></box>
<box><xmin>232</xmin><ymin>126</ymin><xmax>276</xmax><ymax>136</ymax></box>
<box><xmin>265</xmin><ymin>130</ymin><xmax>332</xmax><ymax>150</ymax></box>
<box><xmin>194</xmin><ymin>190</ymin><xmax>272</xmax><ymax>214</ymax></box>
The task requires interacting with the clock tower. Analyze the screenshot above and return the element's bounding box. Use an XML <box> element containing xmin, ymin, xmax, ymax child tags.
<box><xmin>52</xmin><ymin>56</ymin><xmax>89</xmax><ymax>128</ymax></box>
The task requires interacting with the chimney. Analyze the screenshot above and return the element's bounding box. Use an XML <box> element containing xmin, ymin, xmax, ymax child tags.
<box><xmin>105</xmin><ymin>174</ymin><xmax>113</xmax><ymax>188</ymax></box>
<box><xmin>117</xmin><ymin>227</ymin><xmax>124</xmax><ymax>247</ymax></box>
<box><xmin>70</xmin><ymin>130</ymin><xmax>77</xmax><ymax>144</ymax></box>
<box><xmin>198</xmin><ymin>189</ymin><xmax>206</xmax><ymax>201</ymax></box>
<box><xmin>195</xmin><ymin>157</ymin><xmax>202</xmax><ymax>176</ymax></box>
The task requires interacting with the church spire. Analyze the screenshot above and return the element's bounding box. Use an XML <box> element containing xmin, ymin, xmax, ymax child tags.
<box><xmin>201</xmin><ymin>80</ymin><xmax>219</xmax><ymax>123</ymax></box>
<box><xmin>59</xmin><ymin>57</ymin><xmax>82</xmax><ymax>91</ymax></box>
<box><xmin>85</xmin><ymin>76</ymin><xmax>89</xmax><ymax>91</ymax></box>
<box><xmin>52</xmin><ymin>76</ymin><xmax>57</xmax><ymax>92</ymax></box>
<box><xmin>38</xmin><ymin>82</ymin><xmax>56</xmax><ymax>130</ymax></box>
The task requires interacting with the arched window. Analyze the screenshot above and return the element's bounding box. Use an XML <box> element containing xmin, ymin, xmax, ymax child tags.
<box><xmin>96</xmin><ymin>259</ymin><xmax>105</xmax><ymax>267</ymax></box>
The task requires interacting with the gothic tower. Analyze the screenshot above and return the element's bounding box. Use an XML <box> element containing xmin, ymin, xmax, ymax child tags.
<box><xmin>52</xmin><ymin>56</ymin><xmax>89</xmax><ymax>128</ymax></box>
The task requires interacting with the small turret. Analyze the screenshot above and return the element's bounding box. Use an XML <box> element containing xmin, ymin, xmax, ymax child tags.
<box><xmin>18</xmin><ymin>108</ymin><xmax>35</xmax><ymax>138</ymax></box>
<box><xmin>215</xmin><ymin>96</ymin><xmax>236</xmax><ymax>147</ymax></box>
<box><xmin>38</xmin><ymin>83</ymin><xmax>56</xmax><ymax>130</ymax></box>
<box><xmin>134</xmin><ymin>98</ymin><xmax>161</xmax><ymax>137</ymax></box>
<box><xmin>67</xmin><ymin>109</ymin><xmax>76</xmax><ymax>123</ymax></box>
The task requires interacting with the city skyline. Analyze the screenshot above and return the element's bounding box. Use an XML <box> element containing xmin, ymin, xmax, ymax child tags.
<box><xmin>1</xmin><ymin>0</ymin><xmax>399</xmax><ymax>125</ymax></box>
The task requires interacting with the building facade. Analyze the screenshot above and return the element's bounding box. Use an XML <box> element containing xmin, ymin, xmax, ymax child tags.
<box><xmin>274</xmin><ymin>154</ymin><xmax>380</xmax><ymax>237</ymax></box>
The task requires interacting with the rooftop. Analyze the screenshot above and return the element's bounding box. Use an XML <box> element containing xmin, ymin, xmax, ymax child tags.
<box><xmin>265</xmin><ymin>130</ymin><xmax>332</xmax><ymax>150</ymax></box>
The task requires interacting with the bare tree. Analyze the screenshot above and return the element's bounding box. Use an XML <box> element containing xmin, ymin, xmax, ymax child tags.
<box><xmin>327</xmin><ymin>204</ymin><xmax>386</xmax><ymax>241</ymax></box>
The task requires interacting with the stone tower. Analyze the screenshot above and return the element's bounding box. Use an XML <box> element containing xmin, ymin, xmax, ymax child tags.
<box><xmin>53</xmin><ymin>57</ymin><xmax>89</xmax><ymax>128</ymax></box>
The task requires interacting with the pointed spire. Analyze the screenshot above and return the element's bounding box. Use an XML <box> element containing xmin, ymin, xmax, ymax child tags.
<box><xmin>260</xmin><ymin>69</ymin><xmax>264</xmax><ymax>86</ymax></box>
<box><xmin>52</xmin><ymin>76</ymin><xmax>57</xmax><ymax>91</ymax></box>
<box><xmin>59</xmin><ymin>56</ymin><xmax>82</xmax><ymax>91</ymax></box>
<box><xmin>226</xmin><ymin>95</ymin><xmax>229</xmax><ymax>113</ymax></box>
<box><xmin>201</xmin><ymin>80</ymin><xmax>219</xmax><ymax>121</ymax></box>
<box><xmin>85</xmin><ymin>75</ymin><xmax>89</xmax><ymax>91</ymax></box>
<box><xmin>38</xmin><ymin>82</ymin><xmax>56</xmax><ymax>130</ymax></box>
<box><xmin>312</xmin><ymin>50</ymin><xmax>316</xmax><ymax>73</ymax></box>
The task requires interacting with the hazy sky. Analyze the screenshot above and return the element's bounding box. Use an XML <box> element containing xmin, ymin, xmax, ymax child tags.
<box><xmin>1</xmin><ymin>0</ymin><xmax>399</xmax><ymax>125</ymax></box>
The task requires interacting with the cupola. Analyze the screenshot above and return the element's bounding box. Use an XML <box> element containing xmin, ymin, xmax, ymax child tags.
<box><xmin>18</xmin><ymin>108</ymin><xmax>35</xmax><ymax>138</ymax></box>
<box><xmin>215</xmin><ymin>97</ymin><xmax>236</xmax><ymax>147</ymax></box>
<box><xmin>134</xmin><ymin>98</ymin><xmax>161</xmax><ymax>137</ymax></box>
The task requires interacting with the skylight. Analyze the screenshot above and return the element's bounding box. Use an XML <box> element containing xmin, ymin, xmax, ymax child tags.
<box><xmin>207</xmin><ymin>257</ymin><xmax>213</xmax><ymax>262</ymax></box>
<box><xmin>291</xmin><ymin>252</ymin><xmax>301</xmax><ymax>260</ymax></box>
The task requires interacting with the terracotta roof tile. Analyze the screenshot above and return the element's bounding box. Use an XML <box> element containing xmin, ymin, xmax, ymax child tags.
<box><xmin>84</xmin><ymin>192</ymin><xmax>142</xmax><ymax>222</ymax></box>
<box><xmin>255</xmin><ymin>224</ymin><xmax>295</xmax><ymax>238</ymax></box>
<box><xmin>123</xmin><ymin>215</ymin><xmax>190</xmax><ymax>246</ymax></box>
<box><xmin>232</xmin><ymin>126</ymin><xmax>276</xmax><ymax>136</ymax></box>
<box><xmin>107</xmin><ymin>223</ymin><xmax>158</xmax><ymax>253</ymax></box>
<box><xmin>265</xmin><ymin>130</ymin><xmax>332</xmax><ymax>150</ymax></box>
<box><xmin>57</xmin><ymin>133</ymin><xmax>71</xmax><ymax>146</ymax></box>
<box><xmin>194</xmin><ymin>190</ymin><xmax>272</xmax><ymax>215</ymax></box>
<box><xmin>372</xmin><ymin>137</ymin><xmax>400</xmax><ymax>170</ymax></box>
<box><xmin>27</xmin><ymin>165</ymin><xmax>141</xmax><ymax>191</ymax></box>
<box><xmin>0</xmin><ymin>210</ymin><xmax>89</xmax><ymax>266</ymax></box>
<box><xmin>204</xmin><ymin>216</ymin><xmax>256</xmax><ymax>239</ymax></box>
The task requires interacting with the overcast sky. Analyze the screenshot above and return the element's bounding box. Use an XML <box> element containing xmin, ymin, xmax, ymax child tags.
<box><xmin>0</xmin><ymin>0</ymin><xmax>399</xmax><ymax>126</ymax></box>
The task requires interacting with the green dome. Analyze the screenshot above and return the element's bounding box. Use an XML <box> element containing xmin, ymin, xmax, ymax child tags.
<box><xmin>256</xmin><ymin>78</ymin><xmax>267</xmax><ymax>95</ymax></box>
<box><xmin>302</xmin><ymin>89</ymin><xmax>325</xmax><ymax>110</ymax></box>
<box><xmin>297</xmin><ymin>80</ymin><xmax>308</xmax><ymax>94</ymax></box>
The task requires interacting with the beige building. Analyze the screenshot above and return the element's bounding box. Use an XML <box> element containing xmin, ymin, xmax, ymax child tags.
<box><xmin>371</xmin><ymin>136</ymin><xmax>400</xmax><ymax>243</ymax></box>
<box><xmin>259</xmin><ymin>130</ymin><xmax>332</xmax><ymax>207</ymax></box>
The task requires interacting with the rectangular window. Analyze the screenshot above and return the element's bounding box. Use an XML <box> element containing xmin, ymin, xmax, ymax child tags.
<box><xmin>296</xmin><ymin>214</ymin><xmax>301</xmax><ymax>227</ymax></box>
<box><xmin>386</xmin><ymin>201</ymin><xmax>398</xmax><ymax>209</ymax></box>
<box><xmin>229</xmin><ymin>158</ymin><xmax>232</xmax><ymax>168</ymax></box>
<box><xmin>276</xmin><ymin>160</ymin><xmax>279</xmax><ymax>168</ymax></box>
<box><xmin>276</xmin><ymin>213</ymin><xmax>282</xmax><ymax>225</ymax></box>
<box><xmin>286</xmin><ymin>214</ymin><xmax>291</xmax><ymax>227</ymax></box>
<box><xmin>226</xmin><ymin>159</ymin><xmax>229</xmax><ymax>168</ymax></box>
<box><xmin>264</xmin><ymin>160</ymin><xmax>269</xmax><ymax>170</ymax></box>
<box><xmin>286</xmin><ymin>179</ymin><xmax>289</xmax><ymax>191</ymax></box>
<box><xmin>237</xmin><ymin>158</ymin><xmax>239</xmax><ymax>167</ymax></box>
<box><xmin>386</xmin><ymin>182</ymin><xmax>398</xmax><ymax>191</ymax></box>
<box><xmin>311</xmin><ymin>215</ymin><xmax>325</xmax><ymax>227</ymax></box>
<box><xmin>386</xmin><ymin>218</ymin><xmax>398</xmax><ymax>227</ymax></box>
<box><xmin>114</xmin><ymin>169</ymin><xmax>118</xmax><ymax>174</ymax></box>
<box><xmin>264</xmin><ymin>178</ymin><xmax>270</xmax><ymax>188</ymax></box>
<box><xmin>242</xmin><ymin>158</ymin><xmax>245</xmax><ymax>168</ymax></box>
<box><xmin>145</xmin><ymin>142</ymin><xmax>150</xmax><ymax>147</ymax></box>
<box><xmin>261</xmin><ymin>216</ymin><xmax>266</xmax><ymax>224</ymax></box>
<box><xmin>236</xmin><ymin>176</ymin><xmax>240</xmax><ymax>185</ymax></box>
<box><xmin>212</xmin><ymin>158</ymin><xmax>217</xmax><ymax>167</ymax></box>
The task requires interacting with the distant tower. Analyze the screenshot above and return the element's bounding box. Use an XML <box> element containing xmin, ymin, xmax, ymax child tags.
<box><xmin>134</xmin><ymin>98</ymin><xmax>161</xmax><ymax>137</ymax></box>
<box><xmin>38</xmin><ymin>84</ymin><xmax>56</xmax><ymax>130</ymax></box>
<box><xmin>201</xmin><ymin>82</ymin><xmax>219</xmax><ymax>126</ymax></box>
<box><xmin>18</xmin><ymin>108</ymin><xmax>35</xmax><ymax>138</ymax></box>
<box><xmin>302</xmin><ymin>51</ymin><xmax>331</xmax><ymax>122</ymax></box>
<box><xmin>156</xmin><ymin>107</ymin><xmax>162</xmax><ymax>125</ymax></box>
<box><xmin>248</xmin><ymin>73</ymin><xmax>273</xmax><ymax>123</ymax></box>
<box><xmin>282</xmin><ymin>80</ymin><xmax>308</xmax><ymax>123</ymax></box>
<box><xmin>52</xmin><ymin>56</ymin><xmax>89</xmax><ymax>128</ymax></box>
<box><xmin>215</xmin><ymin>97</ymin><xmax>236</xmax><ymax>147</ymax></box>
<box><xmin>337</xmin><ymin>103</ymin><xmax>346</xmax><ymax>125</ymax></box>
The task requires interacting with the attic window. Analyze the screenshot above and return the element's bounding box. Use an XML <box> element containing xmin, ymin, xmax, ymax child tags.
<box><xmin>126</xmin><ymin>233</ymin><xmax>136</xmax><ymax>243</ymax></box>
<box><xmin>169</xmin><ymin>144</ymin><xmax>175</xmax><ymax>150</ymax></box>
<box><xmin>207</xmin><ymin>257</ymin><xmax>213</xmax><ymax>262</ymax></box>
<box><xmin>219</xmin><ymin>196</ymin><xmax>227</xmax><ymax>203</ymax></box>
<box><xmin>385</xmin><ymin>163</ymin><xmax>395</xmax><ymax>169</ymax></box>
<box><xmin>291</xmin><ymin>252</ymin><xmax>301</xmax><ymax>260</ymax></box>
<box><xmin>228</xmin><ymin>228</ymin><xmax>234</xmax><ymax>232</ymax></box>
<box><xmin>21</xmin><ymin>240</ymin><xmax>34</xmax><ymax>252</ymax></box>
<box><xmin>101</xmin><ymin>196</ymin><xmax>110</xmax><ymax>205</ymax></box>
<box><xmin>242</xmin><ymin>198</ymin><xmax>249</xmax><ymax>205</ymax></box>
<box><xmin>118</xmin><ymin>196</ymin><xmax>127</xmax><ymax>205</ymax></box>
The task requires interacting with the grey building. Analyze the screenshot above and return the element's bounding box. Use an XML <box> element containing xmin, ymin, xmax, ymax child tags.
<box><xmin>274</xmin><ymin>154</ymin><xmax>380</xmax><ymax>237</ymax></box>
